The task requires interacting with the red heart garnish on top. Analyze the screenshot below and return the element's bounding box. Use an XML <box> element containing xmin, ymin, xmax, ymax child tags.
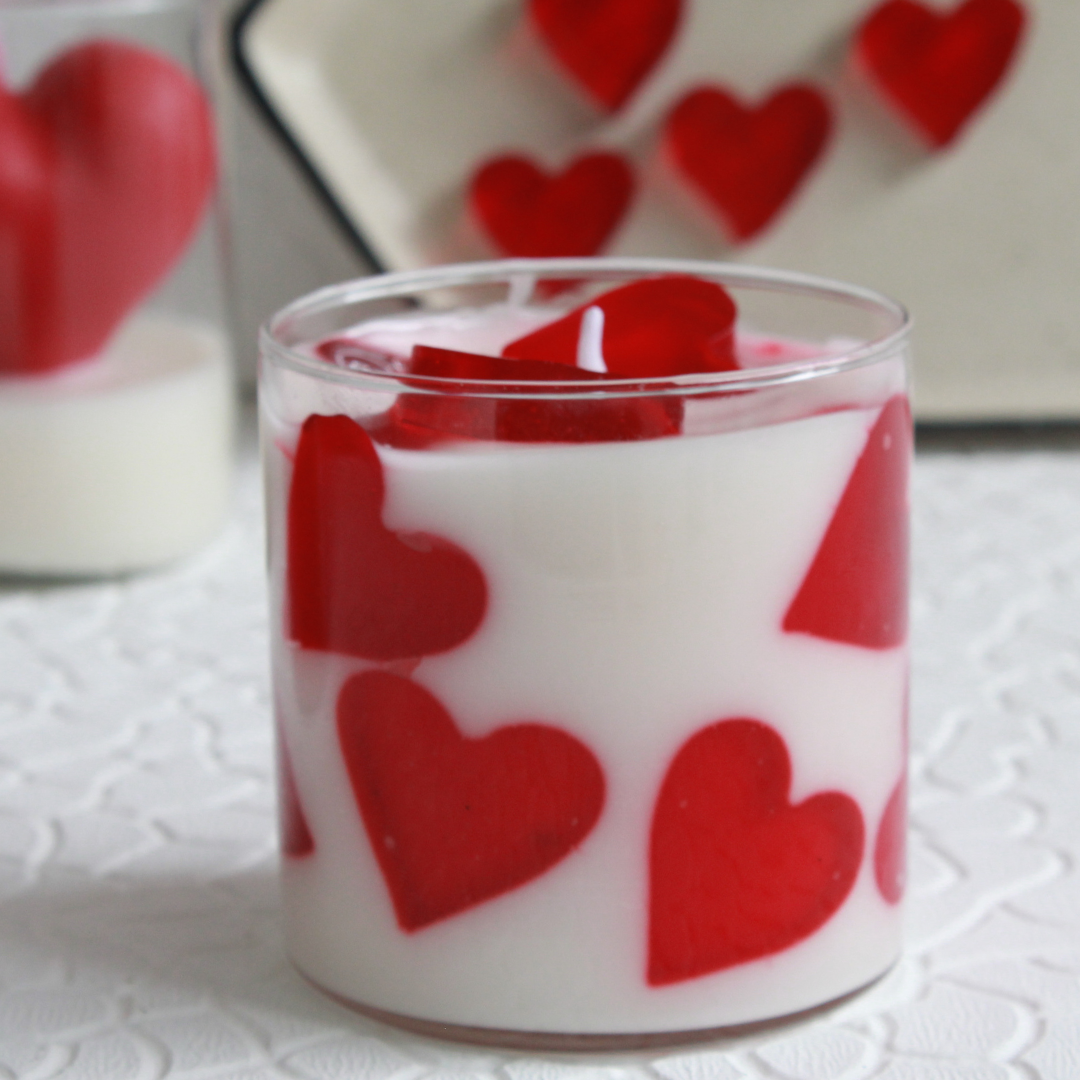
<box><xmin>502</xmin><ymin>276</ymin><xmax>738</xmax><ymax>377</ymax></box>
<box><xmin>0</xmin><ymin>41</ymin><xmax>216</xmax><ymax>375</ymax></box>
<box><xmin>648</xmin><ymin>718</ymin><xmax>864</xmax><ymax>984</ymax></box>
<box><xmin>287</xmin><ymin>413</ymin><xmax>488</xmax><ymax>660</ymax></box>
<box><xmin>337</xmin><ymin>670</ymin><xmax>606</xmax><ymax>930</ymax></box>
<box><xmin>469</xmin><ymin>153</ymin><xmax>634</xmax><ymax>259</ymax></box>
<box><xmin>375</xmin><ymin>344</ymin><xmax>682</xmax><ymax>445</ymax></box>
<box><xmin>854</xmin><ymin>0</ymin><xmax>1026</xmax><ymax>147</ymax></box>
<box><xmin>783</xmin><ymin>395</ymin><xmax>911</xmax><ymax>649</ymax></box>
<box><xmin>663</xmin><ymin>84</ymin><xmax>832</xmax><ymax>242</ymax></box>
<box><xmin>529</xmin><ymin>0</ymin><xmax>684</xmax><ymax>112</ymax></box>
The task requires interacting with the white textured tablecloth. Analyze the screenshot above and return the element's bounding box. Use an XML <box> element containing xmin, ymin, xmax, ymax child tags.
<box><xmin>2</xmin><ymin>415</ymin><xmax>1079</xmax><ymax>1080</ymax></box>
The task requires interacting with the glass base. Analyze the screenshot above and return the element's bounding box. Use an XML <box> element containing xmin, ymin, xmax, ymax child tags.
<box><xmin>298</xmin><ymin>963</ymin><xmax>895</xmax><ymax>1052</ymax></box>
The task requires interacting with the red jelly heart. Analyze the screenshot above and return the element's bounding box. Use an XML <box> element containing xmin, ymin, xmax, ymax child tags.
<box><xmin>874</xmin><ymin>775</ymin><xmax>906</xmax><ymax>904</ymax></box>
<box><xmin>502</xmin><ymin>276</ymin><xmax>738</xmax><ymax>377</ymax></box>
<box><xmin>0</xmin><ymin>40</ymin><xmax>216</xmax><ymax>375</ymax></box>
<box><xmin>375</xmin><ymin>344</ymin><xmax>682</xmax><ymax>445</ymax></box>
<box><xmin>783</xmin><ymin>395</ymin><xmax>911</xmax><ymax>649</ymax></box>
<box><xmin>529</xmin><ymin>0</ymin><xmax>683</xmax><ymax>112</ymax></box>
<box><xmin>469</xmin><ymin>153</ymin><xmax>634</xmax><ymax>259</ymax></box>
<box><xmin>337</xmin><ymin>670</ymin><xmax>606</xmax><ymax>930</ymax></box>
<box><xmin>855</xmin><ymin>0</ymin><xmax>1026</xmax><ymax>147</ymax></box>
<box><xmin>287</xmin><ymin>413</ymin><xmax>488</xmax><ymax>660</ymax></box>
<box><xmin>278</xmin><ymin>736</ymin><xmax>315</xmax><ymax>859</ymax></box>
<box><xmin>648</xmin><ymin>718</ymin><xmax>864</xmax><ymax>984</ymax></box>
<box><xmin>663</xmin><ymin>84</ymin><xmax>832</xmax><ymax>242</ymax></box>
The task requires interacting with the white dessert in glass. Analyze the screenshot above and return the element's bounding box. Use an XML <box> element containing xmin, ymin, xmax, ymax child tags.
<box><xmin>260</xmin><ymin>258</ymin><xmax>911</xmax><ymax>1048</ymax></box>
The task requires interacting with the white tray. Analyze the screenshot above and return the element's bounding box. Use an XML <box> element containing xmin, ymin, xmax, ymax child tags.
<box><xmin>231</xmin><ymin>0</ymin><xmax>1080</xmax><ymax>421</ymax></box>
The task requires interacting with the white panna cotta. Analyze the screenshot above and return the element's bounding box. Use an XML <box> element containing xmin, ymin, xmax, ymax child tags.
<box><xmin>0</xmin><ymin>314</ymin><xmax>234</xmax><ymax>575</ymax></box>
<box><xmin>263</xmin><ymin>297</ymin><xmax>909</xmax><ymax>1040</ymax></box>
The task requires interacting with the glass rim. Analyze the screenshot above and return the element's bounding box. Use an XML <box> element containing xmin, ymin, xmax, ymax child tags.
<box><xmin>0</xmin><ymin>0</ymin><xmax>197</xmax><ymax>12</ymax></box>
<box><xmin>261</xmin><ymin>257</ymin><xmax>911</xmax><ymax>400</ymax></box>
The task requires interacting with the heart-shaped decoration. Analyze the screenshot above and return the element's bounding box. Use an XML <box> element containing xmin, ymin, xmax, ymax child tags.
<box><xmin>854</xmin><ymin>0</ymin><xmax>1026</xmax><ymax>147</ymax></box>
<box><xmin>783</xmin><ymin>395</ymin><xmax>911</xmax><ymax>650</ymax></box>
<box><xmin>874</xmin><ymin>775</ymin><xmax>906</xmax><ymax>904</ymax></box>
<box><xmin>502</xmin><ymin>275</ymin><xmax>738</xmax><ymax>377</ymax></box>
<box><xmin>0</xmin><ymin>41</ymin><xmax>216</xmax><ymax>375</ymax></box>
<box><xmin>663</xmin><ymin>84</ymin><xmax>832</xmax><ymax>242</ymax></box>
<box><xmin>338</xmin><ymin>670</ymin><xmax>605</xmax><ymax>930</ymax></box>
<box><xmin>648</xmin><ymin>718</ymin><xmax>864</xmax><ymax>984</ymax></box>
<box><xmin>528</xmin><ymin>0</ymin><xmax>684</xmax><ymax>112</ymax></box>
<box><xmin>469</xmin><ymin>153</ymin><xmax>634</xmax><ymax>259</ymax></box>
<box><xmin>379</xmin><ymin>344</ymin><xmax>682</xmax><ymax>445</ymax></box>
<box><xmin>287</xmin><ymin>413</ymin><xmax>488</xmax><ymax>660</ymax></box>
<box><xmin>278</xmin><ymin>736</ymin><xmax>315</xmax><ymax>859</ymax></box>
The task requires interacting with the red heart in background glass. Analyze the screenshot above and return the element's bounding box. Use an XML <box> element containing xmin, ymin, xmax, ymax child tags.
<box><xmin>469</xmin><ymin>153</ymin><xmax>634</xmax><ymax>259</ymax></box>
<box><xmin>337</xmin><ymin>670</ymin><xmax>605</xmax><ymax>931</ymax></box>
<box><xmin>502</xmin><ymin>276</ymin><xmax>738</xmax><ymax>377</ymax></box>
<box><xmin>874</xmin><ymin>775</ymin><xmax>906</xmax><ymax>904</ymax></box>
<box><xmin>855</xmin><ymin>0</ymin><xmax>1026</xmax><ymax>147</ymax></box>
<box><xmin>0</xmin><ymin>41</ymin><xmax>216</xmax><ymax>375</ymax></box>
<box><xmin>278</xmin><ymin>736</ymin><xmax>315</xmax><ymax>859</ymax></box>
<box><xmin>287</xmin><ymin>414</ymin><xmax>488</xmax><ymax>660</ymax></box>
<box><xmin>663</xmin><ymin>84</ymin><xmax>832</xmax><ymax>242</ymax></box>
<box><xmin>783</xmin><ymin>395</ymin><xmax>911</xmax><ymax>649</ymax></box>
<box><xmin>529</xmin><ymin>0</ymin><xmax>683</xmax><ymax>112</ymax></box>
<box><xmin>648</xmin><ymin>718</ymin><xmax>864</xmax><ymax>984</ymax></box>
<box><xmin>375</xmin><ymin>344</ymin><xmax>682</xmax><ymax>445</ymax></box>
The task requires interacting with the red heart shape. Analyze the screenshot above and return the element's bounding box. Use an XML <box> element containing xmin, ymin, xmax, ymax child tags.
<box><xmin>874</xmin><ymin>775</ymin><xmax>906</xmax><ymax>904</ymax></box>
<box><xmin>783</xmin><ymin>395</ymin><xmax>911</xmax><ymax>649</ymax></box>
<box><xmin>663</xmin><ymin>84</ymin><xmax>832</xmax><ymax>242</ymax></box>
<box><xmin>502</xmin><ymin>276</ymin><xmax>738</xmax><ymax>377</ymax></box>
<box><xmin>375</xmin><ymin>344</ymin><xmax>682</xmax><ymax>445</ymax></box>
<box><xmin>469</xmin><ymin>153</ymin><xmax>634</xmax><ymax>259</ymax></box>
<box><xmin>287</xmin><ymin>414</ymin><xmax>488</xmax><ymax>660</ymax></box>
<box><xmin>337</xmin><ymin>670</ymin><xmax>605</xmax><ymax>930</ymax></box>
<box><xmin>278</xmin><ymin>735</ymin><xmax>315</xmax><ymax>859</ymax></box>
<box><xmin>0</xmin><ymin>41</ymin><xmax>216</xmax><ymax>375</ymax></box>
<box><xmin>648</xmin><ymin>718</ymin><xmax>864</xmax><ymax>984</ymax></box>
<box><xmin>855</xmin><ymin>0</ymin><xmax>1026</xmax><ymax>147</ymax></box>
<box><xmin>529</xmin><ymin>0</ymin><xmax>683</xmax><ymax>112</ymax></box>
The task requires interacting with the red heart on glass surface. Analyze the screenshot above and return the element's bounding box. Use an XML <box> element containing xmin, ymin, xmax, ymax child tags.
<box><xmin>337</xmin><ymin>670</ymin><xmax>605</xmax><ymax>930</ymax></box>
<box><xmin>663</xmin><ymin>84</ymin><xmax>832</xmax><ymax>242</ymax></box>
<box><xmin>874</xmin><ymin>775</ymin><xmax>906</xmax><ymax>904</ymax></box>
<box><xmin>377</xmin><ymin>344</ymin><xmax>681</xmax><ymax>445</ymax></box>
<box><xmin>783</xmin><ymin>395</ymin><xmax>911</xmax><ymax>650</ymax></box>
<box><xmin>287</xmin><ymin>414</ymin><xmax>488</xmax><ymax>660</ymax></box>
<box><xmin>0</xmin><ymin>41</ymin><xmax>216</xmax><ymax>375</ymax></box>
<box><xmin>469</xmin><ymin>153</ymin><xmax>634</xmax><ymax>259</ymax></box>
<box><xmin>529</xmin><ymin>0</ymin><xmax>683</xmax><ymax>112</ymax></box>
<box><xmin>502</xmin><ymin>275</ymin><xmax>738</xmax><ymax>377</ymax></box>
<box><xmin>648</xmin><ymin>718</ymin><xmax>864</xmax><ymax>984</ymax></box>
<box><xmin>278</xmin><ymin>736</ymin><xmax>315</xmax><ymax>859</ymax></box>
<box><xmin>854</xmin><ymin>0</ymin><xmax>1026</xmax><ymax>147</ymax></box>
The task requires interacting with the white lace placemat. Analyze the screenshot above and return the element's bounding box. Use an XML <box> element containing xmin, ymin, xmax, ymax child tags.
<box><xmin>1</xmin><ymin>419</ymin><xmax>1077</xmax><ymax>1080</ymax></box>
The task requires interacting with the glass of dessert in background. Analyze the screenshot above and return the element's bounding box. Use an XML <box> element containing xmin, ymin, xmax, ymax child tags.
<box><xmin>0</xmin><ymin>0</ymin><xmax>234</xmax><ymax>575</ymax></box>
<box><xmin>260</xmin><ymin>257</ymin><xmax>911</xmax><ymax>1048</ymax></box>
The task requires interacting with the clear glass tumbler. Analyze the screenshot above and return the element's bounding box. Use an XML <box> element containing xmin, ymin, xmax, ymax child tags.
<box><xmin>260</xmin><ymin>257</ymin><xmax>911</xmax><ymax>1049</ymax></box>
<box><xmin>0</xmin><ymin>0</ymin><xmax>234</xmax><ymax>574</ymax></box>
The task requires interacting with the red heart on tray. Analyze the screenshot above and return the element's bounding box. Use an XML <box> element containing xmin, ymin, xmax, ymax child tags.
<box><xmin>854</xmin><ymin>0</ymin><xmax>1026</xmax><ymax>147</ymax></box>
<box><xmin>338</xmin><ymin>670</ymin><xmax>605</xmax><ymax>930</ymax></box>
<box><xmin>287</xmin><ymin>413</ymin><xmax>488</xmax><ymax>660</ymax></box>
<box><xmin>502</xmin><ymin>276</ymin><xmax>738</xmax><ymax>377</ymax></box>
<box><xmin>0</xmin><ymin>41</ymin><xmax>216</xmax><ymax>375</ymax></box>
<box><xmin>529</xmin><ymin>0</ymin><xmax>684</xmax><ymax>112</ymax></box>
<box><xmin>469</xmin><ymin>153</ymin><xmax>634</xmax><ymax>259</ymax></box>
<box><xmin>374</xmin><ymin>344</ymin><xmax>682</xmax><ymax>445</ymax></box>
<box><xmin>784</xmin><ymin>395</ymin><xmax>911</xmax><ymax>649</ymax></box>
<box><xmin>663</xmin><ymin>84</ymin><xmax>832</xmax><ymax>242</ymax></box>
<box><xmin>648</xmin><ymin>718</ymin><xmax>864</xmax><ymax>984</ymax></box>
